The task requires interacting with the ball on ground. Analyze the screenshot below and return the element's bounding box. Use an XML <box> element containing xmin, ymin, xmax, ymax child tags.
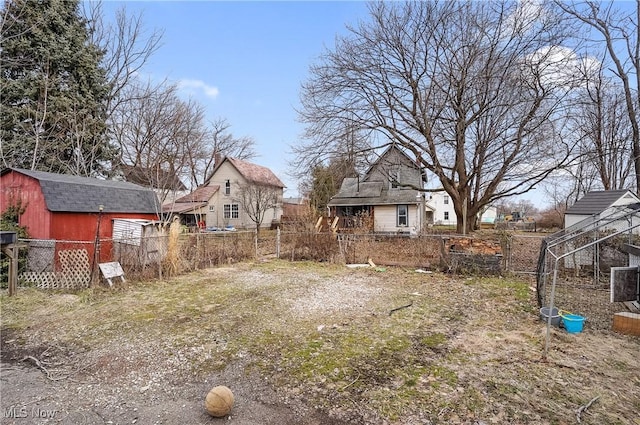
<box><xmin>204</xmin><ymin>385</ymin><xmax>234</xmax><ymax>417</ymax></box>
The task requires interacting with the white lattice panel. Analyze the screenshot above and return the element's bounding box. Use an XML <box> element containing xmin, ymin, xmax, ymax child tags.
<box><xmin>58</xmin><ymin>249</ymin><xmax>91</xmax><ymax>289</ymax></box>
<box><xmin>20</xmin><ymin>272</ymin><xmax>58</xmax><ymax>289</ymax></box>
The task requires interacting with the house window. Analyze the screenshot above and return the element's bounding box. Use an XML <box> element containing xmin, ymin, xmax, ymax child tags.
<box><xmin>443</xmin><ymin>195</ymin><xmax>449</xmax><ymax>205</ymax></box>
<box><xmin>223</xmin><ymin>204</ymin><xmax>239</xmax><ymax>219</ymax></box>
<box><xmin>225</xmin><ymin>180</ymin><xmax>231</xmax><ymax>195</ymax></box>
<box><xmin>209</xmin><ymin>205</ymin><xmax>215</xmax><ymax>212</ymax></box>
<box><xmin>444</xmin><ymin>211</ymin><xmax>449</xmax><ymax>221</ymax></box>
<box><xmin>397</xmin><ymin>204</ymin><xmax>408</xmax><ymax>226</ymax></box>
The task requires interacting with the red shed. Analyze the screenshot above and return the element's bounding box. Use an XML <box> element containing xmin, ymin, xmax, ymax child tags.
<box><xmin>0</xmin><ymin>168</ymin><xmax>160</xmax><ymax>242</ymax></box>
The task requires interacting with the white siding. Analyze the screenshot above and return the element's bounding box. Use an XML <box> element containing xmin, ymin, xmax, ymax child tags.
<box><xmin>374</xmin><ymin>204</ymin><xmax>419</xmax><ymax>232</ymax></box>
<box><xmin>113</xmin><ymin>219</ymin><xmax>145</xmax><ymax>246</ymax></box>
<box><xmin>112</xmin><ymin>218</ymin><xmax>167</xmax><ymax>265</ymax></box>
<box><xmin>564</xmin><ymin>214</ymin><xmax>591</xmax><ymax>229</ymax></box>
<box><xmin>565</xmin><ymin>210</ymin><xmax>640</xmax><ymax>235</ymax></box>
<box><xmin>479</xmin><ymin>206</ymin><xmax>498</xmax><ymax>224</ymax></box>
<box><xmin>426</xmin><ymin>191</ymin><xmax>457</xmax><ymax>225</ymax></box>
<box><xmin>208</xmin><ymin>162</ymin><xmax>242</xmax><ymax>228</ymax></box>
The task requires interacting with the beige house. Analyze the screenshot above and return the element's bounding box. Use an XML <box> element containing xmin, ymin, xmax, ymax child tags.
<box><xmin>163</xmin><ymin>157</ymin><xmax>285</xmax><ymax>230</ymax></box>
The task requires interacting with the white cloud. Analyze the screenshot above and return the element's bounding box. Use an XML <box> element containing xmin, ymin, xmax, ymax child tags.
<box><xmin>177</xmin><ymin>79</ymin><xmax>220</xmax><ymax>99</ymax></box>
<box><xmin>505</xmin><ymin>0</ymin><xmax>544</xmax><ymax>35</ymax></box>
<box><xmin>527</xmin><ymin>45</ymin><xmax>601</xmax><ymax>88</ymax></box>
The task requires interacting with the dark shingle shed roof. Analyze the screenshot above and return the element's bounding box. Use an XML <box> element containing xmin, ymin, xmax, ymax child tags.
<box><xmin>565</xmin><ymin>189</ymin><xmax>637</xmax><ymax>215</ymax></box>
<box><xmin>2</xmin><ymin>168</ymin><xmax>160</xmax><ymax>213</ymax></box>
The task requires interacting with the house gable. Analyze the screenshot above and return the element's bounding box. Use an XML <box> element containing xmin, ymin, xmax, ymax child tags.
<box><xmin>329</xmin><ymin>145</ymin><xmax>423</xmax><ymax>208</ymax></box>
<box><xmin>214</xmin><ymin>157</ymin><xmax>285</xmax><ymax>188</ymax></box>
<box><xmin>364</xmin><ymin>145</ymin><xmax>423</xmax><ymax>190</ymax></box>
<box><xmin>564</xmin><ymin>189</ymin><xmax>640</xmax><ymax>232</ymax></box>
<box><xmin>162</xmin><ymin>185</ymin><xmax>220</xmax><ymax>215</ymax></box>
<box><xmin>201</xmin><ymin>157</ymin><xmax>284</xmax><ymax>229</ymax></box>
<box><xmin>1</xmin><ymin>169</ymin><xmax>52</xmax><ymax>239</ymax></box>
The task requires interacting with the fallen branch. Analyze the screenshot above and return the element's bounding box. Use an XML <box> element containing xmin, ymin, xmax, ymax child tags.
<box><xmin>339</xmin><ymin>374</ymin><xmax>360</xmax><ymax>391</ymax></box>
<box><xmin>389</xmin><ymin>302</ymin><xmax>413</xmax><ymax>316</ymax></box>
<box><xmin>552</xmin><ymin>361</ymin><xmax>579</xmax><ymax>370</ymax></box>
<box><xmin>21</xmin><ymin>355</ymin><xmax>66</xmax><ymax>381</ymax></box>
<box><xmin>576</xmin><ymin>396</ymin><xmax>599</xmax><ymax>423</ymax></box>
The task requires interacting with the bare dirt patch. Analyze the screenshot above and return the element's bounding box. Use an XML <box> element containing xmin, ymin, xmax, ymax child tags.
<box><xmin>1</xmin><ymin>260</ymin><xmax>639</xmax><ymax>425</ymax></box>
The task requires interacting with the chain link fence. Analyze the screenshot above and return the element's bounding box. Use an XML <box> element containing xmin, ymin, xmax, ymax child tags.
<box><xmin>505</xmin><ymin>234</ymin><xmax>545</xmax><ymax>274</ymax></box>
<box><xmin>536</xmin><ymin>230</ymin><xmax>638</xmax><ymax>331</ymax></box>
<box><xmin>1</xmin><ymin>231</ymin><xmax>562</xmax><ymax>290</ymax></box>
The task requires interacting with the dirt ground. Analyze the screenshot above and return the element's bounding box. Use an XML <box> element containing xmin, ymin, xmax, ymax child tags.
<box><xmin>0</xmin><ymin>356</ymin><xmax>344</xmax><ymax>425</ymax></box>
<box><xmin>1</xmin><ymin>260</ymin><xmax>639</xmax><ymax>425</ymax></box>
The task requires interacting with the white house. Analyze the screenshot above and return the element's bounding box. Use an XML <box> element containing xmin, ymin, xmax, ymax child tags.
<box><xmin>425</xmin><ymin>190</ymin><xmax>457</xmax><ymax>226</ymax></box>
<box><xmin>479</xmin><ymin>205</ymin><xmax>498</xmax><ymax>225</ymax></box>
<box><xmin>425</xmin><ymin>191</ymin><xmax>498</xmax><ymax>228</ymax></box>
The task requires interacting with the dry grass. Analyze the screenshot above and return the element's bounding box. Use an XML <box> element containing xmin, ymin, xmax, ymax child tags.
<box><xmin>1</xmin><ymin>261</ymin><xmax>639</xmax><ymax>425</ymax></box>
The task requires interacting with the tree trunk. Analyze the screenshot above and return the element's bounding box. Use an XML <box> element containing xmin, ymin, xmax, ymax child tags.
<box><xmin>453</xmin><ymin>198</ymin><xmax>479</xmax><ymax>234</ymax></box>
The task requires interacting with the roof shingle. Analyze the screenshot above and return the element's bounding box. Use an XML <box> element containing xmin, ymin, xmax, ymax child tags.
<box><xmin>226</xmin><ymin>157</ymin><xmax>285</xmax><ymax>188</ymax></box>
<box><xmin>565</xmin><ymin>189</ymin><xmax>639</xmax><ymax>215</ymax></box>
<box><xmin>3</xmin><ymin>168</ymin><xmax>160</xmax><ymax>213</ymax></box>
<box><xmin>173</xmin><ymin>185</ymin><xmax>219</xmax><ymax>203</ymax></box>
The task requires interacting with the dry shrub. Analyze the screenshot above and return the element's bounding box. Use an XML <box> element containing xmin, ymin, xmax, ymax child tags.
<box><xmin>343</xmin><ymin>235</ymin><xmax>443</xmax><ymax>268</ymax></box>
<box><xmin>164</xmin><ymin>219</ymin><xmax>182</xmax><ymax>276</ymax></box>
<box><xmin>536</xmin><ymin>208</ymin><xmax>564</xmax><ymax>230</ymax></box>
<box><xmin>286</xmin><ymin>231</ymin><xmax>339</xmax><ymax>262</ymax></box>
<box><xmin>173</xmin><ymin>232</ymin><xmax>255</xmax><ymax>271</ymax></box>
<box><xmin>278</xmin><ymin>208</ymin><xmax>340</xmax><ymax>262</ymax></box>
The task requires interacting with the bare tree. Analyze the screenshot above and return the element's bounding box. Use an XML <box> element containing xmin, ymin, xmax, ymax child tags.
<box><xmin>567</xmin><ymin>59</ymin><xmax>634</xmax><ymax>191</ymax></box>
<box><xmin>556</xmin><ymin>1</ymin><xmax>640</xmax><ymax>194</ymax></box>
<box><xmin>188</xmin><ymin>118</ymin><xmax>257</xmax><ymax>187</ymax></box>
<box><xmin>541</xmin><ymin>173</ymin><xmax>580</xmax><ymax>215</ymax></box>
<box><xmin>298</xmin><ymin>1</ymin><xmax>574</xmax><ymax>233</ymax></box>
<box><xmin>82</xmin><ymin>1</ymin><xmax>163</xmax><ymax>121</ymax></box>
<box><xmin>236</xmin><ymin>183</ymin><xmax>281</xmax><ymax>236</ymax></box>
<box><xmin>111</xmin><ymin>79</ymin><xmax>208</xmax><ymax>203</ymax></box>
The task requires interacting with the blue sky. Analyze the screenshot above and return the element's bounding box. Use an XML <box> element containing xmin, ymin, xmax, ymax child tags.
<box><xmin>101</xmin><ymin>1</ymin><xmax>371</xmax><ymax>197</ymax></box>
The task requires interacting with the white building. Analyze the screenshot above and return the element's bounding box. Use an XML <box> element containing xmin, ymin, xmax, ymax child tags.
<box><xmin>426</xmin><ymin>190</ymin><xmax>457</xmax><ymax>226</ymax></box>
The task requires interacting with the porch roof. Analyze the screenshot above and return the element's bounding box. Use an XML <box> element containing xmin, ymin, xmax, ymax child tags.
<box><xmin>162</xmin><ymin>201</ymin><xmax>207</xmax><ymax>214</ymax></box>
<box><xmin>328</xmin><ymin>190</ymin><xmax>421</xmax><ymax>207</ymax></box>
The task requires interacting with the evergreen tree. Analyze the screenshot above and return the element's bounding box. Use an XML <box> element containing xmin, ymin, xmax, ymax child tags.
<box><xmin>308</xmin><ymin>158</ymin><xmax>357</xmax><ymax>214</ymax></box>
<box><xmin>0</xmin><ymin>0</ymin><xmax>113</xmax><ymax>176</ymax></box>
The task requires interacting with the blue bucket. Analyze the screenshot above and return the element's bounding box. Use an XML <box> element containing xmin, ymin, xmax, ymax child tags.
<box><xmin>561</xmin><ymin>313</ymin><xmax>586</xmax><ymax>333</ymax></box>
